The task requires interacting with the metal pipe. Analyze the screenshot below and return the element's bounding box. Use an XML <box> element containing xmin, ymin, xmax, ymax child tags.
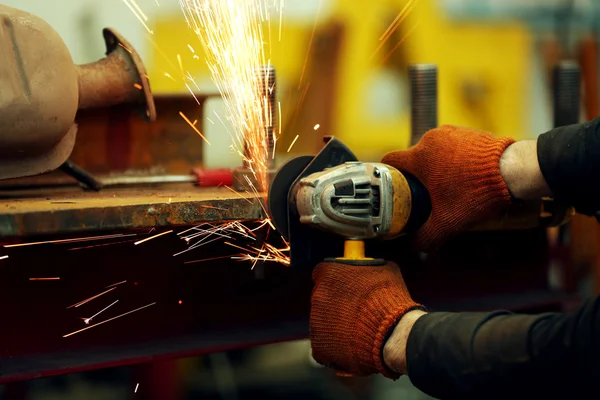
<box><xmin>553</xmin><ymin>60</ymin><xmax>581</xmax><ymax>127</ymax></box>
<box><xmin>409</xmin><ymin>64</ymin><xmax>438</xmax><ymax>146</ymax></box>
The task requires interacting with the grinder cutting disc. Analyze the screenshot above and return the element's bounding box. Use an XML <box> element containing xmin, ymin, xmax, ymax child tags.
<box><xmin>267</xmin><ymin>136</ymin><xmax>359</xmax><ymax>267</ymax></box>
<box><xmin>268</xmin><ymin>155</ymin><xmax>313</xmax><ymax>240</ymax></box>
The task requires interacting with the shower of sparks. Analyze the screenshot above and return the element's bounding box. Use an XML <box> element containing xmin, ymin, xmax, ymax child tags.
<box><xmin>372</xmin><ymin>0</ymin><xmax>418</xmax><ymax>59</ymax></box>
<box><xmin>180</xmin><ymin>0</ymin><xmax>283</xmax><ymax>193</ymax></box>
<box><xmin>122</xmin><ymin>0</ymin><xmax>154</xmax><ymax>34</ymax></box>
<box><xmin>83</xmin><ymin>300</ymin><xmax>119</xmax><ymax>325</ymax></box>
<box><xmin>287</xmin><ymin>135</ymin><xmax>299</xmax><ymax>152</ymax></box>
<box><xmin>106</xmin><ymin>280</ymin><xmax>127</xmax><ymax>288</ymax></box>
<box><xmin>67</xmin><ymin>287</ymin><xmax>117</xmax><ymax>309</ymax></box>
<box><xmin>63</xmin><ymin>302</ymin><xmax>156</xmax><ymax>338</ymax></box>
<box><xmin>134</xmin><ymin>230</ymin><xmax>173</xmax><ymax>245</ymax></box>
<box><xmin>174</xmin><ymin>220</ymin><xmax>289</xmax><ymax>265</ymax></box>
<box><xmin>4</xmin><ymin>233</ymin><xmax>136</xmax><ymax>248</ymax></box>
<box><xmin>228</xmin><ymin>241</ymin><xmax>290</xmax><ymax>267</ymax></box>
<box><xmin>313</xmin><ymin>124</ymin><xmax>320</xmax><ymax>130</ymax></box>
<box><xmin>0</xmin><ymin>255</ymin><xmax>7</xmax><ymax>260</ymax></box>
<box><xmin>29</xmin><ymin>277</ymin><xmax>60</xmax><ymax>281</ymax></box>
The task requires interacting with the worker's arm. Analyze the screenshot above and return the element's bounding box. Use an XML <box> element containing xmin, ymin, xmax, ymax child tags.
<box><xmin>311</xmin><ymin>120</ymin><xmax>600</xmax><ymax>398</ymax></box>
<box><xmin>379</xmin><ymin>118</ymin><xmax>600</xmax><ymax>399</ymax></box>
<box><xmin>501</xmin><ymin>118</ymin><xmax>600</xmax><ymax>213</ymax></box>
<box><xmin>382</xmin><ymin>118</ymin><xmax>600</xmax><ymax>250</ymax></box>
<box><xmin>384</xmin><ymin>299</ymin><xmax>600</xmax><ymax>399</ymax></box>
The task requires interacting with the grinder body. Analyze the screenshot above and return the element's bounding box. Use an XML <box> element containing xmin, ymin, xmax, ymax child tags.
<box><xmin>268</xmin><ymin>137</ymin><xmax>572</xmax><ymax>268</ymax></box>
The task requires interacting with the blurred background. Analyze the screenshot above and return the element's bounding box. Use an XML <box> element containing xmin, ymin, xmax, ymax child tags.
<box><xmin>1</xmin><ymin>0</ymin><xmax>600</xmax><ymax>398</ymax></box>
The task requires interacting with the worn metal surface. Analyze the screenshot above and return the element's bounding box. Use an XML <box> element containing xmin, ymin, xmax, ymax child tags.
<box><xmin>0</xmin><ymin>185</ymin><xmax>265</xmax><ymax>237</ymax></box>
<box><xmin>71</xmin><ymin>94</ymin><xmax>216</xmax><ymax>174</ymax></box>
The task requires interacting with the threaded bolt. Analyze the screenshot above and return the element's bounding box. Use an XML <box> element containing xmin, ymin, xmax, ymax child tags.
<box><xmin>553</xmin><ymin>60</ymin><xmax>580</xmax><ymax>128</ymax></box>
<box><xmin>244</xmin><ymin>65</ymin><xmax>277</xmax><ymax>169</ymax></box>
<box><xmin>409</xmin><ymin>64</ymin><xmax>438</xmax><ymax>146</ymax></box>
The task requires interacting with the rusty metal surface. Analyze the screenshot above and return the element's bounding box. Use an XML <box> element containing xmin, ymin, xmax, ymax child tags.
<box><xmin>0</xmin><ymin>185</ymin><xmax>264</xmax><ymax>237</ymax></box>
<box><xmin>71</xmin><ymin>95</ymin><xmax>215</xmax><ymax>174</ymax></box>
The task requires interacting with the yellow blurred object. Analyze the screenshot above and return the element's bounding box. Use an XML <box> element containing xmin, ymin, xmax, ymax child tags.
<box><xmin>148</xmin><ymin>0</ymin><xmax>532</xmax><ymax>161</ymax></box>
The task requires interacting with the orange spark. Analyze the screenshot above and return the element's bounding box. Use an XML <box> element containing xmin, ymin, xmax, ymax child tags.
<box><xmin>184</xmin><ymin>255</ymin><xmax>235</xmax><ymax>264</ymax></box>
<box><xmin>134</xmin><ymin>230</ymin><xmax>173</xmax><ymax>245</ymax></box>
<box><xmin>29</xmin><ymin>277</ymin><xmax>60</xmax><ymax>281</ymax></box>
<box><xmin>290</xmin><ymin>82</ymin><xmax>311</xmax><ymax>131</ymax></box>
<box><xmin>201</xmin><ymin>205</ymin><xmax>228</xmax><ymax>211</ymax></box>
<box><xmin>83</xmin><ymin>300</ymin><xmax>119</xmax><ymax>324</ymax></box>
<box><xmin>5</xmin><ymin>233</ymin><xmax>136</xmax><ymax>248</ymax></box>
<box><xmin>178</xmin><ymin>300</ymin><xmax>183</xmax><ymax>305</ymax></box>
<box><xmin>106</xmin><ymin>280</ymin><xmax>127</xmax><ymax>288</ymax></box>
<box><xmin>68</xmin><ymin>238</ymin><xmax>139</xmax><ymax>251</ymax></box>
<box><xmin>313</xmin><ymin>124</ymin><xmax>320</xmax><ymax>130</ymax></box>
<box><xmin>63</xmin><ymin>302</ymin><xmax>156</xmax><ymax>338</ymax></box>
<box><xmin>67</xmin><ymin>287</ymin><xmax>116</xmax><ymax>309</ymax></box>
<box><xmin>122</xmin><ymin>0</ymin><xmax>153</xmax><ymax>34</ymax></box>
<box><xmin>133</xmin><ymin>83</ymin><xmax>143</xmax><ymax>90</ymax></box>
<box><xmin>287</xmin><ymin>135</ymin><xmax>299</xmax><ymax>152</ymax></box>
<box><xmin>180</xmin><ymin>111</ymin><xmax>211</xmax><ymax>144</ymax></box>
<box><xmin>372</xmin><ymin>0</ymin><xmax>417</xmax><ymax>59</ymax></box>
<box><xmin>380</xmin><ymin>22</ymin><xmax>420</xmax><ymax>66</ymax></box>
<box><xmin>224</xmin><ymin>185</ymin><xmax>254</xmax><ymax>204</ymax></box>
<box><xmin>298</xmin><ymin>0</ymin><xmax>322</xmax><ymax>89</ymax></box>
<box><xmin>118</xmin><ymin>43</ymin><xmax>133</xmax><ymax>54</ymax></box>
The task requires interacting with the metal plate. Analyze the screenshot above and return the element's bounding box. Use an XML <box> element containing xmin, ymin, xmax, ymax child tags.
<box><xmin>0</xmin><ymin>185</ymin><xmax>264</xmax><ymax>237</ymax></box>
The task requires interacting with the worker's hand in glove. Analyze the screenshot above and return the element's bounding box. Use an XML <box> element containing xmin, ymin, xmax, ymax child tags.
<box><xmin>310</xmin><ymin>261</ymin><xmax>424</xmax><ymax>379</ymax></box>
<box><xmin>382</xmin><ymin>125</ymin><xmax>515</xmax><ymax>251</ymax></box>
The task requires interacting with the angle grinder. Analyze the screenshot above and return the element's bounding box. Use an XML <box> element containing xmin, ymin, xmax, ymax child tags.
<box><xmin>268</xmin><ymin>136</ymin><xmax>572</xmax><ymax>267</ymax></box>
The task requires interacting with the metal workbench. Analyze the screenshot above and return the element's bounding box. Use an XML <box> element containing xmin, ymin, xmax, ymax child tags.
<box><xmin>0</xmin><ymin>185</ymin><xmax>264</xmax><ymax>237</ymax></box>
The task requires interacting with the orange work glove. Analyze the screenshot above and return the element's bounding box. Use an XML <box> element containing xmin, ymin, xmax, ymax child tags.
<box><xmin>310</xmin><ymin>261</ymin><xmax>423</xmax><ymax>379</ymax></box>
<box><xmin>382</xmin><ymin>125</ymin><xmax>515</xmax><ymax>251</ymax></box>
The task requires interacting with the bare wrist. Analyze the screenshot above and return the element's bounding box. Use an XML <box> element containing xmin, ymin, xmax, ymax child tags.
<box><xmin>383</xmin><ymin>310</ymin><xmax>427</xmax><ymax>375</ymax></box>
<box><xmin>499</xmin><ymin>140</ymin><xmax>552</xmax><ymax>200</ymax></box>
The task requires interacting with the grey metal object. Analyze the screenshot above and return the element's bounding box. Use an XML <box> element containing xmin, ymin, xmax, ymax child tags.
<box><xmin>294</xmin><ymin>162</ymin><xmax>396</xmax><ymax>240</ymax></box>
<box><xmin>409</xmin><ymin>64</ymin><xmax>438</xmax><ymax>146</ymax></box>
<box><xmin>553</xmin><ymin>60</ymin><xmax>581</xmax><ymax>128</ymax></box>
<box><xmin>234</xmin><ymin>65</ymin><xmax>278</xmax><ymax>192</ymax></box>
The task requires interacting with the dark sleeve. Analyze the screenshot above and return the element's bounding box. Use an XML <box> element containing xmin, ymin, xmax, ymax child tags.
<box><xmin>405</xmin><ymin>296</ymin><xmax>600</xmax><ymax>400</ymax></box>
<box><xmin>537</xmin><ymin>117</ymin><xmax>600</xmax><ymax>215</ymax></box>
